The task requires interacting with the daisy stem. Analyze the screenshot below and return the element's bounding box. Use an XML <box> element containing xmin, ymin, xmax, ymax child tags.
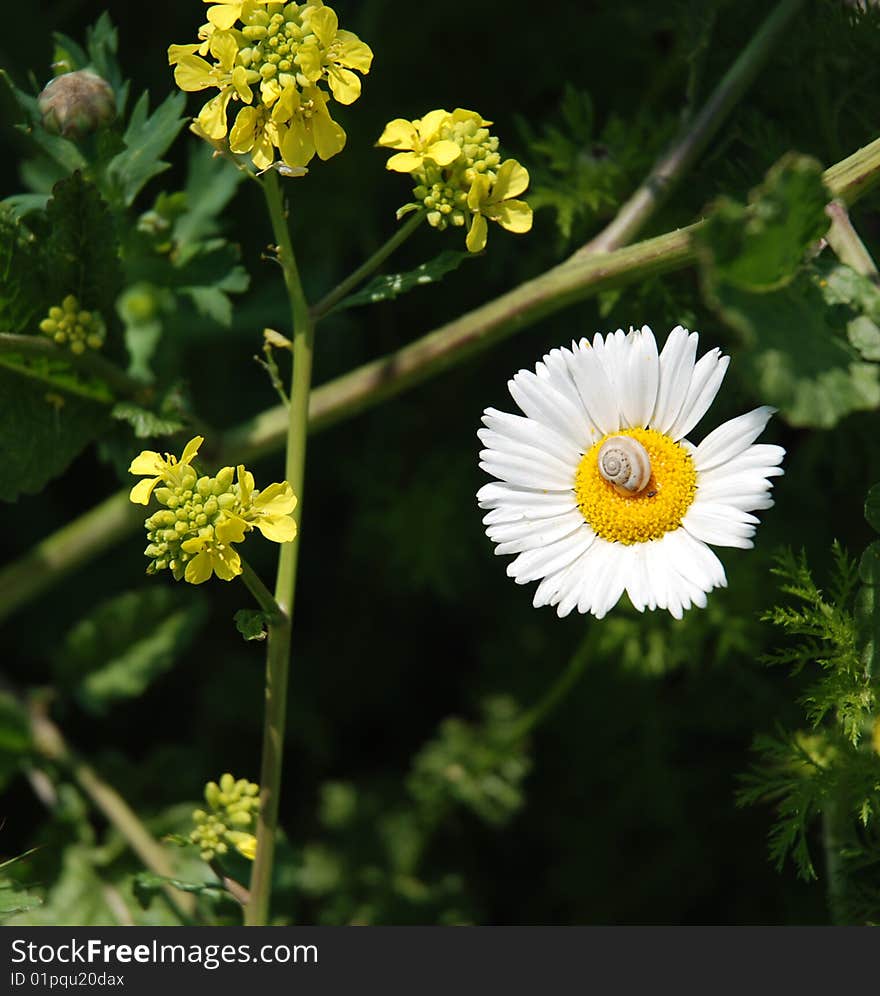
<box><xmin>509</xmin><ymin>638</ymin><xmax>592</xmax><ymax>741</ymax></box>
<box><xmin>310</xmin><ymin>210</ymin><xmax>425</xmax><ymax>321</ymax></box>
<box><xmin>245</xmin><ymin>171</ymin><xmax>314</xmax><ymax>927</ymax></box>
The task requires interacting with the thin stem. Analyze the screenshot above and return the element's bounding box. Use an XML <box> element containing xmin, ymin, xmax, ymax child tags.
<box><xmin>822</xmin><ymin>801</ymin><xmax>848</xmax><ymax>924</ymax></box>
<box><xmin>575</xmin><ymin>0</ymin><xmax>806</xmax><ymax>256</ymax></box>
<box><xmin>824</xmin><ymin>199</ymin><xmax>880</xmax><ymax>283</ymax></box>
<box><xmin>0</xmin><ymin>332</ymin><xmax>152</xmax><ymax>402</ymax></box>
<box><xmin>28</xmin><ymin>700</ymin><xmax>195</xmax><ymax>920</ymax></box>
<box><xmin>239</xmin><ymin>558</ymin><xmax>286</xmax><ymax>625</ymax></box>
<box><xmin>209</xmin><ymin>860</ymin><xmax>252</xmax><ymax>908</ymax></box>
<box><xmin>2</xmin><ymin>136</ymin><xmax>880</xmax><ymax>621</ymax></box>
<box><xmin>246</xmin><ymin>170</ymin><xmax>314</xmax><ymax>927</ymax></box>
<box><xmin>508</xmin><ymin>639</ymin><xmax>591</xmax><ymax>741</ymax></box>
<box><xmin>310</xmin><ymin>210</ymin><xmax>424</xmax><ymax>321</ymax></box>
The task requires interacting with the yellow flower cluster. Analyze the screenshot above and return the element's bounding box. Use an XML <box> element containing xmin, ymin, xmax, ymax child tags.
<box><xmin>378</xmin><ymin>108</ymin><xmax>533</xmax><ymax>253</ymax></box>
<box><xmin>129</xmin><ymin>436</ymin><xmax>297</xmax><ymax>584</ymax></box>
<box><xmin>38</xmin><ymin>295</ymin><xmax>106</xmax><ymax>354</ymax></box>
<box><xmin>169</xmin><ymin>0</ymin><xmax>373</xmax><ymax>170</ymax></box>
<box><xmin>190</xmin><ymin>773</ymin><xmax>260</xmax><ymax>862</ymax></box>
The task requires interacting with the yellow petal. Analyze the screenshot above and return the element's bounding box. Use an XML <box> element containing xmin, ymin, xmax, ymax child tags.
<box><xmin>254</xmin><ymin>482</ymin><xmax>297</xmax><ymax>516</ymax></box>
<box><xmin>129</xmin><ymin>477</ymin><xmax>159</xmax><ymax>506</ymax></box>
<box><xmin>168</xmin><ymin>43</ymin><xmax>200</xmax><ymax>66</ymax></box>
<box><xmin>485</xmin><ymin>200</ymin><xmax>533</xmax><ymax>234</ymax></box>
<box><xmin>232</xmin><ymin>65</ymin><xmax>253</xmax><ymax>102</ymax></box>
<box><xmin>425</xmin><ymin>139</ymin><xmax>461</xmax><ymax>167</ymax></box>
<box><xmin>213</xmin><ymin>546</ymin><xmax>242</xmax><ymax>580</ymax></box>
<box><xmin>255</xmin><ymin>515</ymin><xmax>297</xmax><ymax>543</ymax></box>
<box><xmin>333</xmin><ymin>32</ymin><xmax>373</xmax><ymax>73</ymax></box>
<box><xmin>280</xmin><ymin>118</ymin><xmax>315</xmax><ymax>167</ymax></box>
<box><xmin>210</xmin><ymin>29</ymin><xmax>239</xmax><ymax>69</ymax></box>
<box><xmin>180</xmin><ymin>436</ymin><xmax>205</xmax><ymax>465</ymax></box>
<box><xmin>185</xmin><ymin>551</ymin><xmax>214</xmax><ymax>584</ymax></box>
<box><xmin>309</xmin><ymin>5</ymin><xmax>338</xmax><ymax>46</ymax></box>
<box><xmin>197</xmin><ymin>91</ymin><xmax>232</xmax><ymax>140</ymax></box>
<box><xmin>216</xmin><ymin>515</ymin><xmax>248</xmax><ymax>544</ymax></box>
<box><xmin>467</xmin><ymin>174</ymin><xmax>490</xmax><ymax>211</ymax></box>
<box><xmin>205</xmin><ymin>3</ymin><xmax>241</xmax><ymax>31</ymax></box>
<box><xmin>237</xmin><ymin>466</ymin><xmax>255</xmax><ymax>505</ymax></box>
<box><xmin>173</xmin><ymin>55</ymin><xmax>216</xmax><ymax>92</ymax></box>
<box><xmin>385</xmin><ymin>150</ymin><xmax>423</xmax><ymax>173</ymax></box>
<box><xmin>326</xmin><ymin>66</ymin><xmax>361</xmax><ymax>105</ymax></box>
<box><xmin>129</xmin><ymin>451</ymin><xmax>165</xmax><ymax>475</ymax></box>
<box><xmin>491</xmin><ymin>159</ymin><xmax>530</xmax><ymax>202</ymax></box>
<box><xmin>296</xmin><ymin>42</ymin><xmax>323</xmax><ymax>83</ymax></box>
<box><xmin>450</xmin><ymin>107</ymin><xmax>492</xmax><ymax>128</ymax></box>
<box><xmin>312</xmin><ymin>109</ymin><xmax>346</xmax><ymax>161</ymax></box>
<box><xmin>377</xmin><ymin>118</ymin><xmax>417</xmax><ymax>150</ymax></box>
<box><xmin>466</xmin><ymin>214</ymin><xmax>488</xmax><ymax>253</ymax></box>
<box><xmin>417</xmin><ymin>109</ymin><xmax>451</xmax><ymax>143</ymax></box>
<box><xmin>229</xmin><ymin>106</ymin><xmax>257</xmax><ymax>152</ymax></box>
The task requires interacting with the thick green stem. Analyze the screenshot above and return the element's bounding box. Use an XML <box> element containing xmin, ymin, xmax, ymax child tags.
<box><xmin>508</xmin><ymin>639</ymin><xmax>591</xmax><ymax>741</ymax></box>
<box><xmin>245</xmin><ymin>171</ymin><xmax>314</xmax><ymax>927</ymax></box>
<box><xmin>2</xmin><ymin>136</ymin><xmax>880</xmax><ymax>621</ymax></box>
<box><xmin>310</xmin><ymin>210</ymin><xmax>424</xmax><ymax>321</ymax></box>
<box><xmin>822</xmin><ymin>800</ymin><xmax>848</xmax><ymax>924</ymax></box>
<box><xmin>576</xmin><ymin>0</ymin><xmax>806</xmax><ymax>255</ymax></box>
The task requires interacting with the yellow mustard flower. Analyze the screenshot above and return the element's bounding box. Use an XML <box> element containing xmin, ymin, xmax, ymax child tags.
<box><xmin>129</xmin><ymin>436</ymin><xmax>296</xmax><ymax>584</ymax></box>
<box><xmin>297</xmin><ymin>4</ymin><xmax>374</xmax><ymax>105</ymax></box>
<box><xmin>129</xmin><ymin>435</ymin><xmax>204</xmax><ymax>506</ymax></box>
<box><xmin>279</xmin><ymin>85</ymin><xmax>345</xmax><ymax>167</ymax></box>
<box><xmin>465</xmin><ymin>159</ymin><xmax>533</xmax><ymax>253</ymax></box>
<box><xmin>377</xmin><ymin>109</ymin><xmax>461</xmax><ymax>173</ymax></box>
<box><xmin>229</xmin><ymin>102</ymin><xmax>285</xmax><ymax>169</ymax></box>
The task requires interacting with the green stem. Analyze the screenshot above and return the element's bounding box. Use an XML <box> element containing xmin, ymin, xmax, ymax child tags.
<box><xmin>310</xmin><ymin>210</ymin><xmax>424</xmax><ymax>321</ymax></box>
<box><xmin>576</xmin><ymin>0</ymin><xmax>806</xmax><ymax>256</ymax></box>
<box><xmin>0</xmin><ymin>332</ymin><xmax>151</xmax><ymax>402</ymax></box>
<box><xmin>824</xmin><ymin>199</ymin><xmax>880</xmax><ymax>283</ymax></box>
<box><xmin>2</xmin><ymin>136</ymin><xmax>880</xmax><ymax>621</ymax></box>
<box><xmin>822</xmin><ymin>800</ymin><xmax>848</xmax><ymax>924</ymax></box>
<box><xmin>245</xmin><ymin>170</ymin><xmax>314</xmax><ymax>927</ymax></box>
<box><xmin>239</xmin><ymin>558</ymin><xmax>285</xmax><ymax>625</ymax></box>
<box><xmin>508</xmin><ymin>639</ymin><xmax>591</xmax><ymax>741</ymax></box>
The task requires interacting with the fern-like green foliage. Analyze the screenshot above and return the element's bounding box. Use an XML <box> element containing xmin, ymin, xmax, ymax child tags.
<box><xmin>739</xmin><ymin>541</ymin><xmax>880</xmax><ymax>922</ymax></box>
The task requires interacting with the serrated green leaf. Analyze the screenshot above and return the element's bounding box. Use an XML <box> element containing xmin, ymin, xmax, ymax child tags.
<box><xmin>331</xmin><ymin>250</ymin><xmax>474</xmax><ymax>314</ymax></box>
<box><xmin>110</xmin><ymin>402</ymin><xmax>184</xmax><ymax>438</ymax></box>
<box><xmin>105</xmin><ymin>91</ymin><xmax>187</xmax><ymax>207</ymax></box>
<box><xmin>710</xmin><ymin>273</ymin><xmax>880</xmax><ymax>427</ymax></box>
<box><xmin>43</xmin><ymin>171</ymin><xmax>122</xmax><ymax>316</ymax></box>
<box><xmin>865</xmin><ymin>486</ymin><xmax>880</xmax><ymax>534</ymax></box>
<box><xmin>55</xmin><ymin>588</ymin><xmax>208</xmax><ymax>714</ymax></box>
<box><xmin>0</xmin><ymin>206</ymin><xmax>45</xmax><ymax>333</ymax></box>
<box><xmin>847</xmin><ymin>315</ymin><xmax>880</xmax><ymax>361</ymax></box>
<box><xmin>234</xmin><ymin>609</ymin><xmax>269</xmax><ymax>642</ymax></box>
<box><xmin>0</xmin><ymin>366</ymin><xmax>109</xmax><ymax>501</ymax></box>
<box><xmin>698</xmin><ymin>154</ymin><xmax>830</xmax><ymax>292</ymax></box>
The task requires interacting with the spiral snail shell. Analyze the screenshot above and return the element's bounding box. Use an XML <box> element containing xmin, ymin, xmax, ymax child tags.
<box><xmin>597</xmin><ymin>436</ymin><xmax>652</xmax><ymax>497</ymax></box>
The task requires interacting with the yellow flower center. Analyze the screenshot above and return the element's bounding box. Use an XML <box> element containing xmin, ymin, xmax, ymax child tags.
<box><xmin>574</xmin><ymin>427</ymin><xmax>697</xmax><ymax>545</ymax></box>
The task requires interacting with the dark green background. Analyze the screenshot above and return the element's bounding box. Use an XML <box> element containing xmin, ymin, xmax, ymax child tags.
<box><xmin>2</xmin><ymin>0</ymin><xmax>880</xmax><ymax>923</ymax></box>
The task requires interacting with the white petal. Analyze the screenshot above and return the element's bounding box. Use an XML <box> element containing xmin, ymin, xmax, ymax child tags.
<box><xmin>693</xmin><ymin>407</ymin><xmax>776</xmax><ymax>472</ymax></box>
<box><xmin>477</xmin><ymin>482</ymin><xmax>576</xmax><ymax>521</ymax></box>
<box><xmin>481</xmin><ymin>408</ymin><xmax>581</xmax><ymax>466</ymax></box>
<box><xmin>683</xmin><ymin>505</ymin><xmax>756</xmax><ymax>549</ymax></box>
<box><xmin>667</xmin><ymin>349</ymin><xmax>729</xmax><ymax>441</ymax></box>
<box><xmin>509</xmin><ymin>369</ymin><xmax>591</xmax><ymax>448</ymax></box>
<box><xmin>537</xmin><ymin>348</ymin><xmax>594</xmax><ymax>428</ymax></box>
<box><xmin>488</xmin><ymin>510</ymin><xmax>586</xmax><ymax>555</ymax></box>
<box><xmin>565</xmin><ymin>338</ymin><xmax>621</xmax><ymax>436</ymax></box>
<box><xmin>479</xmin><ymin>452</ymin><xmax>574</xmax><ymax>491</ymax></box>
<box><xmin>621</xmin><ymin>326</ymin><xmax>660</xmax><ymax>429</ymax></box>
<box><xmin>651</xmin><ymin>327</ymin><xmax>699</xmax><ymax>433</ymax></box>
<box><xmin>506</xmin><ymin>526</ymin><xmax>595</xmax><ymax>584</ymax></box>
<box><xmin>697</xmin><ymin>444</ymin><xmax>785</xmax><ymax>482</ymax></box>
<box><xmin>478</xmin><ymin>432</ymin><xmax>576</xmax><ymax>480</ymax></box>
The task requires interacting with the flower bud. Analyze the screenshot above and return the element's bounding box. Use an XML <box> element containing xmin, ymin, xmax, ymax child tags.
<box><xmin>38</xmin><ymin>70</ymin><xmax>116</xmax><ymax>139</ymax></box>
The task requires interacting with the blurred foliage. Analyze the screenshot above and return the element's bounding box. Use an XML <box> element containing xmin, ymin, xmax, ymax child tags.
<box><xmin>1</xmin><ymin>0</ymin><xmax>880</xmax><ymax>926</ymax></box>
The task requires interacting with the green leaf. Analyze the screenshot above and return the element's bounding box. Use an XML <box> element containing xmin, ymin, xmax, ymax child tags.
<box><xmin>174</xmin><ymin>144</ymin><xmax>245</xmax><ymax>247</ymax></box>
<box><xmin>0</xmin><ymin>692</ymin><xmax>32</xmax><ymax>791</ymax></box>
<box><xmin>234</xmin><ymin>609</ymin><xmax>269</xmax><ymax>642</ymax></box>
<box><xmin>709</xmin><ymin>273</ymin><xmax>880</xmax><ymax>427</ymax></box>
<box><xmin>0</xmin><ymin>367</ymin><xmax>109</xmax><ymax>501</ymax></box>
<box><xmin>105</xmin><ymin>91</ymin><xmax>187</xmax><ymax>207</ymax></box>
<box><xmin>0</xmin><ymin>206</ymin><xmax>45</xmax><ymax>333</ymax></box>
<box><xmin>331</xmin><ymin>251</ymin><xmax>475</xmax><ymax>314</ymax></box>
<box><xmin>847</xmin><ymin>315</ymin><xmax>880</xmax><ymax>361</ymax></box>
<box><xmin>698</xmin><ymin>154</ymin><xmax>830</xmax><ymax>292</ymax></box>
<box><xmin>110</xmin><ymin>401</ymin><xmax>185</xmax><ymax>439</ymax></box>
<box><xmin>43</xmin><ymin>171</ymin><xmax>122</xmax><ymax>316</ymax></box>
<box><xmin>55</xmin><ymin>588</ymin><xmax>208</xmax><ymax>714</ymax></box>
<box><xmin>865</xmin><ymin>485</ymin><xmax>880</xmax><ymax>534</ymax></box>
<box><xmin>132</xmin><ymin>871</ymin><xmax>227</xmax><ymax>911</ymax></box>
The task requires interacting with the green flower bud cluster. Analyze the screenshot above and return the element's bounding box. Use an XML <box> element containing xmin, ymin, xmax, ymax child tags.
<box><xmin>38</xmin><ymin>295</ymin><xmax>106</xmax><ymax>354</ymax></box>
<box><xmin>144</xmin><ymin>466</ymin><xmax>240</xmax><ymax>579</ymax></box>
<box><xmin>239</xmin><ymin>7</ymin><xmax>312</xmax><ymax>88</ymax></box>
<box><xmin>412</xmin><ymin>115</ymin><xmax>502</xmax><ymax>232</ymax></box>
<box><xmin>190</xmin><ymin>773</ymin><xmax>260</xmax><ymax>862</ymax></box>
<box><xmin>38</xmin><ymin>69</ymin><xmax>116</xmax><ymax>139</ymax></box>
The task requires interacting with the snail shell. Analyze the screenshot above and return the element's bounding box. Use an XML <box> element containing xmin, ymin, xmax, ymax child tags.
<box><xmin>598</xmin><ymin>436</ymin><xmax>652</xmax><ymax>497</ymax></box>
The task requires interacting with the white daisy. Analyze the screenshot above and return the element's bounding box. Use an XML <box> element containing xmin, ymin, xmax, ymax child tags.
<box><xmin>476</xmin><ymin>325</ymin><xmax>785</xmax><ymax>620</ymax></box>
